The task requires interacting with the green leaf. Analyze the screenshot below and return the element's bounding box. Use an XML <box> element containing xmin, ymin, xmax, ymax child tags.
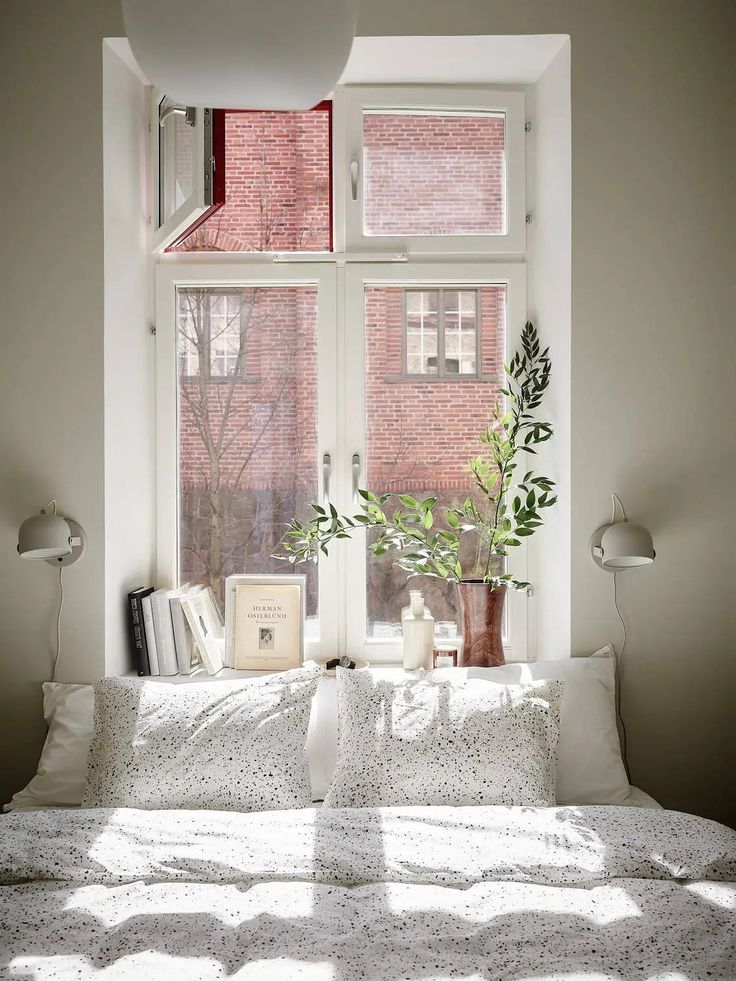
<box><xmin>358</xmin><ymin>489</ymin><xmax>376</xmax><ymax>502</ymax></box>
<box><xmin>422</xmin><ymin>511</ymin><xmax>434</xmax><ymax>529</ymax></box>
<box><xmin>398</xmin><ymin>493</ymin><xmax>418</xmax><ymax>508</ymax></box>
<box><xmin>447</xmin><ymin>510</ymin><xmax>460</xmax><ymax>528</ymax></box>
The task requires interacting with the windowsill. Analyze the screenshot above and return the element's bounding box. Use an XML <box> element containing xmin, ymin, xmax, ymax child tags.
<box><xmin>384</xmin><ymin>374</ymin><xmax>502</xmax><ymax>384</ymax></box>
<box><xmin>179</xmin><ymin>374</ymin><xmax>261</xmax><ymax>385</ymax></box>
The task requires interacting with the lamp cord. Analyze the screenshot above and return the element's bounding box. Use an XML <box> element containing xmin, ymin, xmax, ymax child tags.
<box><xmin>612</xmin><ymin>570</ymin><xmax>631</xmax><ymax>781</ymax></box>
<box><xmin>52</xmin><ymin>565</ymin><xmax>64</xmax><ymax>682</ymax></box>
<box><xmin>610</xmin><ymin>492</ymin><xmax>627</xmax><ymax>525</ymax></box>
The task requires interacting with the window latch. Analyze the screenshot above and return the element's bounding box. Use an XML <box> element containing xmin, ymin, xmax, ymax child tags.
<box><xmin>352</xmin><ymin>453</ymin><xmax>361</xmax><ymax>505</ymax></box>
<box><xmin>322</xmin><ymin>453</ymin><xmax>332</xmax><ymax>507</ymax></box>
<box><xmin>350</xmin><ymin>156</ymin><xmax>360</xmax><ymax>201</ymax></box>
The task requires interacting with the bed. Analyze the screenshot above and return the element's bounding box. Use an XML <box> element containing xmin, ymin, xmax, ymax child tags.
<box><xmin>1</xmin><ymin>803</ymin><xmax>735</xmax><ymax>979</ymax></box>
<box><xmin>1</xmin><ymin>659</ymin><xmax>733</xmax><ymax>979</ymax></box>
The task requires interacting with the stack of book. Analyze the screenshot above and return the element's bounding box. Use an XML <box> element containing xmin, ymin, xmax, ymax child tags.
<box><xmin>126</xmin><ymin>584</ymin><xmax>225</xmax><ymax>677</ymax></box>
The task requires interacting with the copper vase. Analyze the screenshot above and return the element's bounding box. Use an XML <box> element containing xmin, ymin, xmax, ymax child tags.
<box><xmin>456</xmin><ymin>581</ymin><xmax>506</xmax><ymax>667</ymax></box>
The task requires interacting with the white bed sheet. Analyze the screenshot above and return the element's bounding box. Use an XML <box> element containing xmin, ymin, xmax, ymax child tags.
<box><xmin>1</xmin><ymin>802</ymin><xmax>733</xmax><ymax>979</ymax></box>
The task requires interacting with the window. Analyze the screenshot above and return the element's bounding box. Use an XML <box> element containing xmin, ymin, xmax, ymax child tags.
<box><xmin>164</xmin><ymin>104</ymin><xmax>332</xmax><ymax>254</ymax></box>
<box><xmin>404</xmin><ymin>289</ymin><xmax>479</xmax><ymax>377</ymax></box>
<box><xmin>178</xmin><ymin>291</ymin><xmax>246</xmax><ymax>378</ymax></box>
<box><xmin>155</xmin><ymin>85</ymin><xmax>527</xmax><ymax>661</ymax></box>
<box><xmin>345</xmin><ymin>267</ymin><xmax>524</xmax><ymax>656</ymax></box>
<box><xmin>340</xmin><ymin>87</ymin><xmax>525</xmax><ymax>254</ymax></box>
<box><xmin>363</xmin><ymin>110</ymin><xmax>505</xmax><ymax>237</ymax></box>
<box><xmin>153</xmin><ymin>95</ymin><xmax>225</xmax><ymax>251</ymax></box>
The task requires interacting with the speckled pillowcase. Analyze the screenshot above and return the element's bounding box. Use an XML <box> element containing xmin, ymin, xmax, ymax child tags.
<box><xmin>83</xmin><ymin>664</ymin><xmax>321</xmax><ymax>811</ymax></box>
<box><xmin>323</xmin><ymin>669</ymin><xmax>564</xmax><ymax>808</ymax></box>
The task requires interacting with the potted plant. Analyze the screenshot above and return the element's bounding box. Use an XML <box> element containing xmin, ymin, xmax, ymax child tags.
<box><xmin>276</xmin><ymin>322</ymin><xmax>557</xmax><ymax>666</ymax></box>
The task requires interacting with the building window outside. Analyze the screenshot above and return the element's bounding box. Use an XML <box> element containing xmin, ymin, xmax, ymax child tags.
<box><xmin>405</xmin><ymin>289</ymin><xmax>479</xmax><ymax>378</ymax></box>
<box><xmin>178</xmin><ymin>291</ymin><xmax>245</xmax><ymax>378</ymax></box>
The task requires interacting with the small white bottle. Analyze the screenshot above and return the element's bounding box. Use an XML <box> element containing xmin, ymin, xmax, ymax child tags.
<box><xmin>401</xmin><ymin>590</ymin><xmax>435</xmax><ymax>670</ymax></box>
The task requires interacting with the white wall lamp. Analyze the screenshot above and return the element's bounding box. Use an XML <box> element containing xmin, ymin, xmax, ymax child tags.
<box><xmin>590</xmin><ymin>494</ymin><xmax>655</xmax><ymax>571</ymax></box>
<box><xmin>17</xmin><ymin>500</ymin><xmax>86</xmax><ymax>680</ymax></box>
<box><xmin>590</xmin><ymin>493</ymin><xmax>654</xmax><ymax>779</ymax></box>
<box><xmin>121</xmin><ymin>0</ymin><xmax>358</xmax><ymax>110</ymax></box>
<box><xmin>17</xmin><ymin>500</ymin><xmax>86</xmax><ymax>565</ymax></box>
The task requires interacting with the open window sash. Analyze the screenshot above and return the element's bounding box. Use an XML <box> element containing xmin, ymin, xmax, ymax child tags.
<box><xmin>152</xmin><ymin>91</ymin><xmax>225</xmax><ymax>252</ymax></box>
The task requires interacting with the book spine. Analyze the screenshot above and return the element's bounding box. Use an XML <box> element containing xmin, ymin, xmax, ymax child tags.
<box><xmin>151</xmin><ymin>593</ymin><xmax>178</xmax><ymax>675</ymax></box>
<box><xmin>141</xmin><ymin>596</ymin><xmax>160</xmax><ymax>676</ymax></box>
<box><xmin>128</xmin><ymin>594</ymin><xmax>150</xmax><ymax>677</ymax></box>
<box><xmin>170</xmin><ymin>598</ymin><xmax>195</xmax><ymax>674</ymax></box>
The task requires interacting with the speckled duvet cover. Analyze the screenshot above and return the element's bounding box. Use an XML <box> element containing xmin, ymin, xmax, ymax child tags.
<box><xmin>1</xmin><ymin>804</ymin><xmax>734</xmax><ymax>979</ymax></box>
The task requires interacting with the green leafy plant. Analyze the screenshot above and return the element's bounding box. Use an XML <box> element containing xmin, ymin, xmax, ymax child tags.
<box><xmin>275</xmin><ymin>322</ymin><xmax>557</xmax><ymax>591</ymax></box>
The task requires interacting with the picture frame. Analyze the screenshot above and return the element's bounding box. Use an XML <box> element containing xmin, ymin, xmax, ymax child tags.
<box><xmin>224</xmin><ymin>574</ymin><xmax>306</xmax><ymax>671</ymax></box>
<box><xmin>180</xmin><ymin>586</ymin><xmax>225</xmax><ymax>676</ymax></box>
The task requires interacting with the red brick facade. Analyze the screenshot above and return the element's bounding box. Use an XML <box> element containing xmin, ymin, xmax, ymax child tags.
<box><xmin>365</xmin><ymin>286</ymin><xmax>505</xmax><ymax>491</ymax></box>
<box><xmin>176</xmin><ymin>109</ymin><xmax>331</xmax><ymax>253</ymax></box>
<box><xmin>363</xmin><ymin>112</ymin><xmax>505</xmax><ymax>236</ymax></box>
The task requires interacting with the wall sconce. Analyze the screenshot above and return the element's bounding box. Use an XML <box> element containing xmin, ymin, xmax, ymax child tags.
<box><xmin>17</xmin><ymin>501</ymin><xmax>86</xmax><ymax>565</ymax></box>
<box><xmin>17</xmin><ymin>500</ymin><xmax>86</xmax><ymax>681</ymax></box>
<box><xmin>590</xmin><ymin>494</ymin><xmax>655</xmax><ymax>571</ymax></box>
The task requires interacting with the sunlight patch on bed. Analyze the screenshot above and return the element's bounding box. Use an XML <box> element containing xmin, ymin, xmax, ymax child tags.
<box><xmin>63</xmin><ymin>881</ymin><xmax>317</xmax><ymax>926</ymax></box>
<box><xmin>685</xmin><ymin>881</ymin><xmax>736</xmax><ymax>910</ymax></box>
<box><xmin>382</xmin><ymin>881</ymin><xmax>642</xmax><ymax>925</ymax></box>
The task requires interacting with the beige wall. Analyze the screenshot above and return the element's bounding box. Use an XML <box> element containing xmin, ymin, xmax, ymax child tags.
<box><xmin>0</xmin><ymin>0</ymin><xmax>733</xmax><ymax>824</ymax></box>
<box><xmin>0</xmin><ymin>0</ymin><xmax>124</xmax><ymax>802</ymax></box>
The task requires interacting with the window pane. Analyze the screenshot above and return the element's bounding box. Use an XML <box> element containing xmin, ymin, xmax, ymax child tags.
<box><xmin>174</xmin><ymin>108</ymin><xmax>331</xmax><ymax>253</ymax></box>
<box><xmin>364</xmin><ymin>285</ymin><xmax>506</xmax><ymax>639</ymax></box>
<box><xmin>405</xmin><ymin>290</ymin><xmax>438</xmax><ymax>375</ymax></box>
<box><xmin>444</xmin><ymin>289</ymin><xmax>477</xmax><ymax>375</ymax></box>
<box><xmin>177</xmin><ymin>286</ymin><xmax>319</xmax><ymax>634</ymax></box>
<box><xmin>159</xmin><ymin>100</ymin><xmax>194</xmax><ymax>225</ymax></box>
<box><xmin>363</xmin><ymin>110</ymin><xmax>505</xmax><ymax>237</ymax></box>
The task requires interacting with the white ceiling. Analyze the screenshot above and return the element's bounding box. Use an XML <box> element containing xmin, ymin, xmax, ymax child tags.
<box><xmin>339</xmin><ymin>35</ymin><xmax>569</xmax><ymax>86</ymax></box>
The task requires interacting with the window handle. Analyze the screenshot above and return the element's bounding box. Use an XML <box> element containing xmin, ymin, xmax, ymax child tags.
<box><xmin>352</xmin><ymin>453</ymin><xmax>361</xmax><ymax>505</ymax></box>
<box><xmin>322</xmin><ymin>452</ymin><xmax>332</xmax><ymax>506</ymax></box>
<box><xmin>350</xmin><ymin>156</ymin><xmax>359</xmax><ymax>201</ymax></box>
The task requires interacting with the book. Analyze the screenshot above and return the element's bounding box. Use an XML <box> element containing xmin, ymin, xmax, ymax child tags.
<box><xmin>140</xmin><ymin>594</ymin><xmax>160</xmax><ymax>676</ymax></box>
<box><xmin>181</xmin><ymin>587</ymin><xmax>224</xmax><ymax>675</ymax></box>
<box><xmin>170</xmin><ymin>585</ymin><xmax>202</xmax><ymax>674</ymax></box>
<box><xmin>127</xmin><ymin>586</ymin><xmax>154</xmax><ymax>677</ymax></box>
<box><xmin>149</xmin><ymin>587</ymin><xmax>182</xmax><ymax>676</ymax></box>
<box><xmin>232</xmin><ymin>578</ymin><xmax>304</xmax><ymax>671</ymax></box>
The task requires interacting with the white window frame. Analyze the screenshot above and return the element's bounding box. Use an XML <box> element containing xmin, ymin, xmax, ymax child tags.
<box><xmin>341</xmin><ymin>261</ymin><xmax>528</xmax><ymax>663</ymax></box>
<box><xmin>153</xmin><ymin>84</ymin><xmax>530</xmax><ymax>663</ymax></box>
<box><xmin>155</xmin><ymin>256</ymin><xmax>339</xmax><ymax>660</ymax></box>
<box><xmin>152</xmin><ymin>91</ymin><xmax>215</xmax><ymax>253</ymax></box>
<box><xmin>335</xmin><ymin>86</ymin><xmax>526</xmax><ymax>255</ymax></box>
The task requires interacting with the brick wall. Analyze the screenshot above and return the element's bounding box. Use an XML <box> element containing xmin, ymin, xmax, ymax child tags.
<box><xmin>178</xmin><ymin>287</ymin><xmax>318</xmax><ymax>490</ymax></box>
<box><xmin>175</xmin><ymin>109</ymin><xmax>330</xmax><ymax>253</ymax></box>
<box><xmin>363</xmin><ymin>112</ymin><xmax>505</xmax><ymax>236</ymax></box>
<box><xmin>365</xmin><ymin>285</ymin><xmax>506</xmax><ymax>490</ymax></box>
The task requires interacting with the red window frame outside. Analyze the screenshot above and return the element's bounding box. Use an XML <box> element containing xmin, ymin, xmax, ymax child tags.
<box><xmin>166</xmin><ymin>101</ymin><xmax>333</xmax><ymax>253</ymax></box>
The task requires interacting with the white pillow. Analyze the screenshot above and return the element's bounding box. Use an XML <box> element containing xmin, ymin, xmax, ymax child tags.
<box><xmin>308</xmin><ymin>652</ymin><xmax>629</xmax><ymax>805</ymax></box>
<box><xmin>7</xmin><ymin>674</ymin><xmax>332</xmax><ymax>811</ymax></box>
<box><xmin>83</xmin><ymin>665</ymin><xmax>321</xmax><ymax>811</ymax></box>
<box><xmin>430</xmin><ymin>647</ymin><xmax>629</xmax><ymax>805</ymax></box>
<box><xmin>323</xmin><ymin>668</ymin><xmax>563</xmax><ymax>808</ymax></box>
<box><xmin>4</xmin><ymin>683</ymin><xmax>95</xmax><ymax>812</ymax></box>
